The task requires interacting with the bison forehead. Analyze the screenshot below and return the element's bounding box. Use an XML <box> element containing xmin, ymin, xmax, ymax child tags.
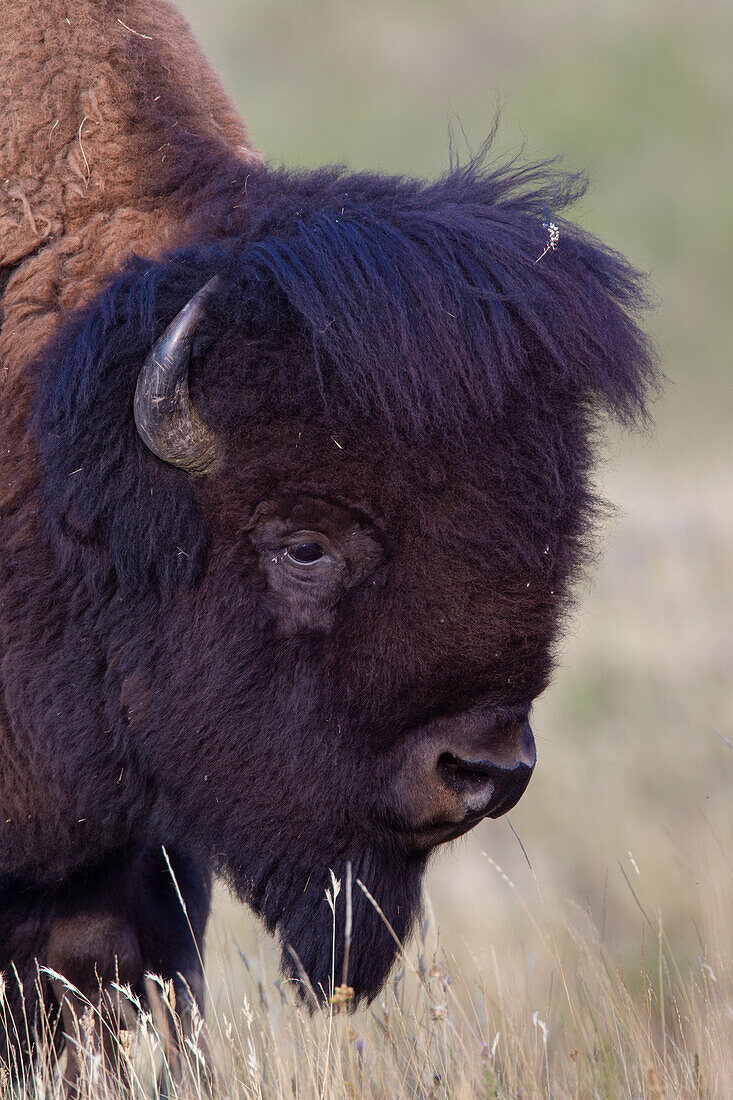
<box><xmin>201</xmin><ymin>415</ymin><xmax>574</xmax><ymax>593</ymax></box>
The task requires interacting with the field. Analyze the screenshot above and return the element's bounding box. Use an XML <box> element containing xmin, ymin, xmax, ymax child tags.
<box><xmin>8</xmin><ymin>0</ymin><xmax>733</xmax><ymax>1095</ymax></box>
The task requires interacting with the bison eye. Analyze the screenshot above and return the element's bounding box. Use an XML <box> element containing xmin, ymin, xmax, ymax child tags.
<box><xmin>285</xmin><ymin>542</ymin><xmax>326</xmax><ymax>566</ymax></box>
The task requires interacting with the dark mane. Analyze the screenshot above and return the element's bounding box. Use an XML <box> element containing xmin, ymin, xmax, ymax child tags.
<box><xmin>201</xmin><ymin>153</ymin><xmax>658</xmax><ymax>440</ymax></box>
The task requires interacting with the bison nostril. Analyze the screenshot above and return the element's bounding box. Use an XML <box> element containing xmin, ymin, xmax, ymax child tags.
<box><xmin>436</xmin><ymin>751</ymin><xmax>535</xmax><ymax>819</ymax></box>
<box><xmin>437</xmin><ymin>752</ymin><xmax>496</xmax><ymax>789</ymax></box>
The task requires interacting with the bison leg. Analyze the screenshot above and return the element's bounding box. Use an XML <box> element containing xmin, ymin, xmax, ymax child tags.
<box><xmin>47</xmin><ymin>910</ymin><xmax>142</xmax><ymax>1097</ymax></box>
<box><xmin>135</xmin><ymin>848</ymin><xmax>214</xmax><ymax>1094</ymax></box>
<box><xmin>48</xmin><ymin>980</ymin><xmax>136</xmax><ymax>1098</ymax></box>
<box><xmin>0</xmin><ymin>877</ymin><xmax>66</xmax><ymax>1082</ymax></box>
<box><xmin>0</xmin><ymin>848</ymin><xmax>212</xmax><ymax>1091</ymax></box>
<box><xmin>144</xmin><ymin>968</ymin><xmax>213</xmax><ymax>1097</ymax></box>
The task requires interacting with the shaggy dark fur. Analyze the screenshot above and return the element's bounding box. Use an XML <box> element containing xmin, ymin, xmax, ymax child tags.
<box><xmin>0</xmin><ymin>0</ymin><xmax>658</xmax><ymax>1076</ymax></box>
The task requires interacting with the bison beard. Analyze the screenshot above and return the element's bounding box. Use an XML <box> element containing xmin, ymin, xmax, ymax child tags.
<box><xmin>237</xmin><ymin>847</ymin><xmax>426</xmax><ymax>1003</ymax></box>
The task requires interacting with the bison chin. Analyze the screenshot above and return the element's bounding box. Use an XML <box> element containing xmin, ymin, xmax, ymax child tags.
<box><xmin>231</xmin><ymin>843</ymin><xmax>427</xmax><ymax>1004</ymax></box>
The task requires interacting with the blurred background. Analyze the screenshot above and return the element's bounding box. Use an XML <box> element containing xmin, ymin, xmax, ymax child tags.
<box><xmin>177</xmin><ymin>0</ymin><xmax>731</xmax><ymax>1023</ymax></box>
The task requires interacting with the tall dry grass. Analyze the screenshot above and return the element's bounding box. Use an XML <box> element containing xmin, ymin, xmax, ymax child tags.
<box><xmin>3</xmin><ymin>821</ymin><xmax>731</xmax><ymax>1099</ymax></box>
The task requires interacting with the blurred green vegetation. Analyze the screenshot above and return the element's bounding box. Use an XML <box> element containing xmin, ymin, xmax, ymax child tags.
<box><xmin>175</xmin><ymin>0</ymin><xmax>732</xmax><ymax>1002</ymax></box>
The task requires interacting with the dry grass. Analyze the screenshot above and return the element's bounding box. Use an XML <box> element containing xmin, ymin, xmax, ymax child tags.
<box><xmin>4</xmin><ymin>832</ymin><xmax>732</xmax><ymax>1099</ymax></box>
<box><xmin>203</xmin><ymin>832</ymin><xmax>733</xmax><ymax>1100</ymax></box>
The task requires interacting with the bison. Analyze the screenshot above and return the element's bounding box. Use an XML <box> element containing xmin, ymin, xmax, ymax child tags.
<box><xmin>0</xmin><ymin>0</ymin><xmax>657</xmax><ymax>1083</ymax></box>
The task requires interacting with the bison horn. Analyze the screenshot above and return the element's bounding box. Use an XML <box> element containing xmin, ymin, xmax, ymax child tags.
<box><xmin>134</xmin><ymin>276</ymin><xmax>220</xmax><ymax>474</ymax></box>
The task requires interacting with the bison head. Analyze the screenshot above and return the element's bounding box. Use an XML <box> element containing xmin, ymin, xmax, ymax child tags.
<box><xmin>33</xmin><ymin>157</ymin><xmax>656</xmax><ymax>1001</ymax></box>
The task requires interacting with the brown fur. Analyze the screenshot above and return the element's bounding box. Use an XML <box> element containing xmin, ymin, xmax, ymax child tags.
<box><xmin>0</xmin><ymin>0</ymin><xmax>257</xmax><ymax>385</ymax></box>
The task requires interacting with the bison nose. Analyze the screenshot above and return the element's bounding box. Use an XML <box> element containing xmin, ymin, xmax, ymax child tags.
<box><xmin>396</xmin><ymin>711</ymin><xmax>538</xmax><ymax>846</ymax></box>
<box><xmin>436</xmin><ymin>719</ymin><xmax>536</xmax><ymax>820</ymax></box>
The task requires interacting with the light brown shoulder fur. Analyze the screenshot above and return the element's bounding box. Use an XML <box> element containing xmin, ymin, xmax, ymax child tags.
<box><xmin>0</xmin><ymin>0</ymin><xmax>260</xmax><ymax>387</ymax></box>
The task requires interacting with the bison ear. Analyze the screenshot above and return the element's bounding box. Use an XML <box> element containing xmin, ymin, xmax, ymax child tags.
<box><xmin>33</xmin><ymin>267</ymin><xmax>213</xmax><ymax>592</ymax></box>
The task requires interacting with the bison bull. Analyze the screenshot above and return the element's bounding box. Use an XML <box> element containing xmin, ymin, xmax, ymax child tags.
<box><xmin>0</xmin><ymin>0</ymin><xmax>657</xmax><ymax>1081</ymax></box>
